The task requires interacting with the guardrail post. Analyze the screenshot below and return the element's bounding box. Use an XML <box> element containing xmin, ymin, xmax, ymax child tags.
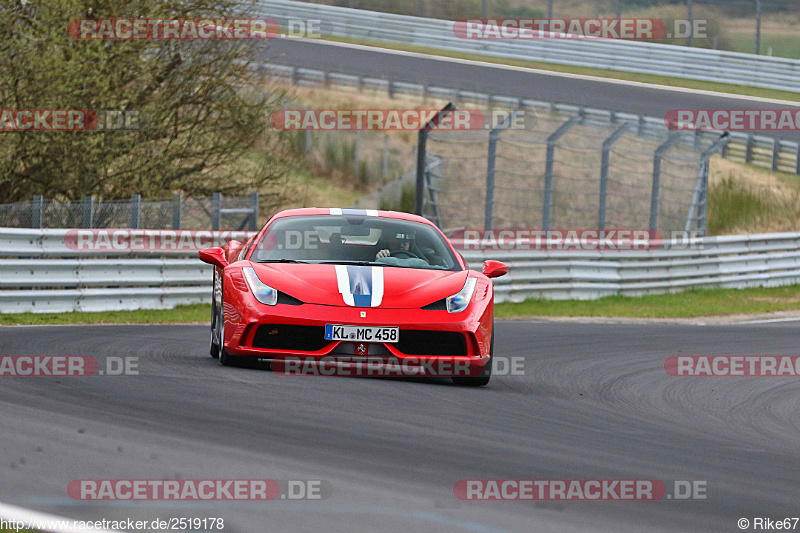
<box><xmin>598</xmin><ymin>123</ymin><xmax>630</xmax><ymax>230</ymax></box>
<box><xmin>745</xmin><ymin>134</ymin><xmax>755</xmax><ymax>163</ymax></box>
<box><xmin>772</xmin><ymin>140</ymin><xmax>781</xmax><ymax>171</ymax></box>
<box><xmin>388</xmin><ymin>80</ymin><xmax>394</xmax><ymax>99</ymax></box>
<box><xmin>172</xmin><ymin>193</ymin><xmax>182</xmax><ymax>230</ymax></box>
<box><xmin>31</xmin><ymin>195</ymin><xmax>43</xmax><ymax>229</ymax></box>
<box><xmin>637</xmin><ymin>115</ymin><xmax>646</xmax><ymax>137</ymax></box>
<box><xmin>290</xmin><ymin>67</ymin><xmax>298</xmax><ymax>85</ymax></box>
<box><xmin>543</xmin><ymin>114</ymin><xmax>583</xmax><ymax>230</ymax></box>
<box><xmin>82</xmin><ymin>196</ymin><xmax>94</xmax><ymax>229</ymax></box>
<box><xmin>650</xmin><ymin>133</ymin><xmax>682</xmax><ymax>232</ymax></box>
<box><xmin>415</xmin><ymin>103</ymin><xmax>454</xmax><ymax>215</ymax></box>
<box><xmin>249</xmin><ymin>192</ymin><xmax>259</xmax><ymax>230</ymax></box>
<box><xmin>796</xmin><ymin>145</ymin><xmax>800</xmax><ymax>175</ymax></box>
<box><xmin>130</xmin><ymin>194</ymin><xmax>141</xmax><ymax>229</ymax></box>
<box><xmin>485</xmin><ymin>111</ymin><xmax>523</xmax><ymax>229</ymax></box>
<box><xmin>212</xmin><ymin>192</ymin><xmax>221</xmax><ymax>231</ymax></box>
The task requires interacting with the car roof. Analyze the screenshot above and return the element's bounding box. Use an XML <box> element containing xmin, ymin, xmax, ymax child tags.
<box><xmin>268</xmin><ymin>208</ymin><xmax>437</xmax><ymax>226</ymax></box>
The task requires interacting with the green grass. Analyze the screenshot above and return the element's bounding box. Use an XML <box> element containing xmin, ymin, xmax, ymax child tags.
<box><xmin>315</xmin><ymin>35</ymin><xmax>800</xmax><ymax>103</ymax></box>
<box><xmin>728</xmin><ymin>32</ymin><xmax>800</xmax><ymax>60</ymax></box>
<box><xmin>494</xmin><ymin>284</ymin><xmax>800</xmax><ymax>319</ymax></box>
<box><xmin>3</xmin><ymin>285</ymin><xmax>800</xmax><ymax>325</ymax></box>
<box><xmin>0</xmin><ymin>304</ymin><xmax>210</xmax><ymax>326</ymax></box>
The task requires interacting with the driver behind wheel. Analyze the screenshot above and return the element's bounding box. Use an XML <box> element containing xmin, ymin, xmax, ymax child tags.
<box><xmin>375</xmin><ymin>231</ymin><xmax>416</xmax><ymax>260</ymax></box>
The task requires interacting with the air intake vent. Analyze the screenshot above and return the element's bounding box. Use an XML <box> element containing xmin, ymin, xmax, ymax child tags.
<box><xmin>252</xmin><ymin>325</ymin><xmax>329</xmax><ymax>351</ymax></box>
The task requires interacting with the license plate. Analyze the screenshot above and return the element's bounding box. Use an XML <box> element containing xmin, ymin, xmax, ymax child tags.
<box><xmin>325</xmin><ymin>324</ymin><xmax>399</xmax><ymax>343</ymax></box>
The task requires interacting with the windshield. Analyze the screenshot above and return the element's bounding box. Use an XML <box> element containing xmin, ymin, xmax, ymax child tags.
<box><xmin>250</xmin><ymin>215</ymin><xmax>461</xmax><ymax>271</ymax></box>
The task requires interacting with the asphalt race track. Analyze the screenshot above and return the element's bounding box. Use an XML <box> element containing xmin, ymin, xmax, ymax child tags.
<box><xmin>1</xmin><ymin>321</ymin><xmax>799</xmax><ymax>532</ymax></box>
<box><xmin>261</xmin><ymin>38</ymin><xmax>800</xmax><ymax>143</ymax></box>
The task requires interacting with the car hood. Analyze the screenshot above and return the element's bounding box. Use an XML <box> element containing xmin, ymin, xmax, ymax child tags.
<box><xmin>249</xmin><ymin>262</ymin><xmax>469</xmax><ymax>308</ymax></box>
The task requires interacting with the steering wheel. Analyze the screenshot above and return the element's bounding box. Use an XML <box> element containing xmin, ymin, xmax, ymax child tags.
<box><xmin>389</xmin><ymin>249</ymin><xmax>419</xmax><ymax>259</ymax></box>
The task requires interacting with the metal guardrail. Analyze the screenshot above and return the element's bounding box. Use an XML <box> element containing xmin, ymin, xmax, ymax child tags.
<box><xmin>256</xmin><ymin>0</ymin><xmax>800</xmax><ymax>93</ymax></box>
<box><xmin>463</xmin><ymin>233</ymin><xmax>800</xmax><ymax>301</ymax></box>
<box><xmin>264</xmin><ymin>64</ymin><xmax>800</xmax><ymax>175</ymax></box>
<box><xmin>2</xmin><ymin>229</ymin><xmax>800</xmax><ymax>311</ymax></box>
<box><xmin>0</xmin><ymin>229</ymin><xmax>254</xmax><ymax>313</ymax></box>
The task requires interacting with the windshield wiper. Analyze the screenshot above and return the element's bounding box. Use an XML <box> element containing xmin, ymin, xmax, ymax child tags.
<box><xmin>257</xmin><ymin>259</ymin><xmax>310</xmax><ymax>264</ymax></box>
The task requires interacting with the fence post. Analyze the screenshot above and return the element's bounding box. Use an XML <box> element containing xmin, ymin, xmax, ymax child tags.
<box><xmin>650</xmin><ymin>133</ymin><xmax>682</xmax><ymax>232</ymax></box>
<box><xmin>598</xmin><ymin>123</ymin><xmax>630</xmax><ymax>230</ymax></box>
<box><xmin>82</xmin><ymin>196</ymin><xmax>94</xmax><ymax>229</ymax></box>
<box><xmin>415</xmin><ymin>103</ymin><xmax>454</xmax><ymax>215</ymax></box>
<box><xmin>31</xmin><ymin>195</ymin><xmax>43</xmax><ymax>229</ymax></box>
<box><xmin>130</xmin><ymin>194</ymin><xmax>141</xmax><ymax>229</ymax></box>
<box><xmin>695</xmin><ymin>133</ymin><xmax>729</xmax><ymax>237</ymax></box>
<box><xmin>543</xmin><ymin>114</ymin><xmax>583</xmax><ymax>230</ymax></box>
<box><xmin>172</xmin><ymin>193</ymin><xmax>182</xmax><ymax>230</ymax></box>
<box><xmin>772</xmin><ymin>139</ymin><xmax>781</xmax><ymax>171</ymax></box>
<box><xmin>212</xmin><ymin>192</ymin><xmax>221</xmax><ymax>231</ymax></box>
<box><xmin>485</xmin><ymin>111</ymin><xmax>523</xmax><ymax>230</ymax></box>
<box><xmin>382</xmin><ymin>135</ymin><xmax>390</xmax><ymax>182</ymax></box>
<box><xmin>249</xmin><ymin>192</ymin><xmax>259</xmax><ymax>230</ymax></box>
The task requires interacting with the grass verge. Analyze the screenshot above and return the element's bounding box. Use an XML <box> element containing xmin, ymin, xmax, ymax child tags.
<box><xmin>0</xmin><ymin>304</ymin><xmax>210</xmax><ymax>326</ymax></box>
<box><xmin>3</xmin><ymin>285</ymin><xmax>800</xmax><ymax>325</ymax></box>
<box><xmin>494</xmin><ymin>284</ymin><xmax>800</xmax><ymax>319</ymax></box>
<box><xmin>315</xmin><ymin>35</ymin><xmax>800</xmax><ymax>103</ymax></box>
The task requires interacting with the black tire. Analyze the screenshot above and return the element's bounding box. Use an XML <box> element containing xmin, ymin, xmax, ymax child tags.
<box><xmin>209</xmin><ymin>273</ymin><xmax>220</xmax><ymax>358</ymax></box>
<box><xmin>215</xmin><ymin>282</ymin><xmax>241</xmax><ymax>367</ymax></box>
<box><xmin>452</xmin><ymin>328</ymin><xmax>493</xmax><ymax>387</ymax></box>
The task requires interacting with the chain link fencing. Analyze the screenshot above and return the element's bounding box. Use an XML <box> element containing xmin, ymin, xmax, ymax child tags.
<box><xmin>0</xmin><ymin>193</ymin><xmax>260</xmax><ymax>231</ymax></box>
<box><xmin>415</xmin><ymin>110</ymin><xmax>727</xmax><ymax>236</ymax></box>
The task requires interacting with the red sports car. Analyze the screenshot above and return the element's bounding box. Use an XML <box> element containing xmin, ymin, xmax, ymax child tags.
<box><xmin>198</xmin><ymin>208</ymin><xmax>508</xmax><ymax>386</ymax></box>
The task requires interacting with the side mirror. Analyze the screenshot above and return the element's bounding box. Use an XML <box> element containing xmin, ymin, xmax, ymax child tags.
<box><xmin>223</xmin><ymin>240</ymin><xmax>246</xmax><ymax>263</ymax></box>
<box><xmin>482</xmin><ymin>260</ymin><xmax>508</xmax><ymax>279</ymax></box>
<box><xmin>199</xmin><ymin>247</ymin><xmax>228</xmax><ymax>269</ymax></box>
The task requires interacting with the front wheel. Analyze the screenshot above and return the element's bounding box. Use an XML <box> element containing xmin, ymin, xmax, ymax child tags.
<box><xmin>452</xmin><ymin>328</ymin><xmax>493</xmax><ymax>387</ymax></box>
<box><xmin>214</xmin><ymin>280</ymin><xmax>241</xmax><ymax>367</ymax></box>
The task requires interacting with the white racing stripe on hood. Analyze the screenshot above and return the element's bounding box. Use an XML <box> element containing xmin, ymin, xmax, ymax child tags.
<box><xmin>370</xmin><ymin>266</ymin><xmax>384</xmax><ymax>307</ymax></box>
<box><xmin>334</xmin><ymin>264</ymin><xmax>355</xmax><ymax>306</ymax></box>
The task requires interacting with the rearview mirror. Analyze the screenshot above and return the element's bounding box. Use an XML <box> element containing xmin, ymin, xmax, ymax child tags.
<box><xmin>199</xmin><ymin>247</ymin><xmax>228</xmax><ymax>269</ymax></box>
<box><xmin>482</xmin><ymin>260</ymin><xmax>508</xmax><ymax>279</ymax></box>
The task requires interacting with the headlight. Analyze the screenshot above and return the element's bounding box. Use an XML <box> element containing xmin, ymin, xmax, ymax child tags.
<box><xmin>242</xmin><ymin>267</ymin><xmax>278</xmax><ymax>306</ymax></box>
<box><xmin>446</xmin><ymin>277</ymin><xmax>477</xmax><ymax>313</ymax></box>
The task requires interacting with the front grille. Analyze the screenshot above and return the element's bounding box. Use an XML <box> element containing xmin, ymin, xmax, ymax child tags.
<box><xmin>252</xmin><ymin>325</ymin><xmax>329</xmax><ymax>351</ymax></box>
<box><xmin>397</xmin><ymin>330</ymin><xmax>467</xmax><ymax>356</ymax></box>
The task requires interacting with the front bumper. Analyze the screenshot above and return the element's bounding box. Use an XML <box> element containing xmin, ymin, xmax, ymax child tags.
<box><xmin>222</xmin><ymin>301</ymin><xmax>492</xmax><ymax>375</ymax></box>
